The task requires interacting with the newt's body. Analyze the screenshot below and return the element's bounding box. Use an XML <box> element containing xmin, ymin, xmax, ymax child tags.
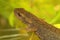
<box><xmin>14</xmin><ymin>8</ymin><xmax>60</xmax><ymax>40</ymax></box>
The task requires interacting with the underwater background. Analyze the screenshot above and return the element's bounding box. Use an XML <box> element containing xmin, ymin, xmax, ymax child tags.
<box><xmin>0</xmin><ymin>0</ymin><xmax>60</xmax><ymax>40</ymax></box>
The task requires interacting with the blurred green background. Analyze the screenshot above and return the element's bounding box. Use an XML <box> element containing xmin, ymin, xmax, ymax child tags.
<box><xmin>0</xmin><ymin>0</ymin><xmax>60</xmax><ymax>40</ymax></box>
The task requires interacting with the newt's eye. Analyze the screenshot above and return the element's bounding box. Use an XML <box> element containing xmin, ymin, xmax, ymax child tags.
<box><xmin>17</xmin><ymin>12</ymin><xmax>21</xmax><ymax>17</ymax></box>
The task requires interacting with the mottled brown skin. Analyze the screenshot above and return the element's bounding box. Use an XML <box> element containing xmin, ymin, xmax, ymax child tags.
<box><xmin>14</xmin><ymin>8</ymin><xmax>60</xmax><ymax>40</ymax></box>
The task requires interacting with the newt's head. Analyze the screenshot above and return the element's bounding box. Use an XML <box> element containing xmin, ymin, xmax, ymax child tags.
<box><xmin>14</xmin><ymin>8</ymin><xmax>42</xmax><ymax>32</ymax></box>
<box><xmin>14</xmin><ymin>8</ymin><xmax>37</xmax><ymax>31</ymax></box>
<box><xmin>14</xmin><ymin>8</ymin><xmax>26</xmax><ymax>20</ymax></box>
<box><xmin>14</xmin><ymin>8</ymin><xmax>33</xmax><ymax>24</ymax></box>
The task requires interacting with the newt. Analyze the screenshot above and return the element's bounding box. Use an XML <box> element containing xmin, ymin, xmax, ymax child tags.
<box><xmin>14</xmin><ymin>8</ymin><xmax>60</xmax><ymax>40</ymax></box>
